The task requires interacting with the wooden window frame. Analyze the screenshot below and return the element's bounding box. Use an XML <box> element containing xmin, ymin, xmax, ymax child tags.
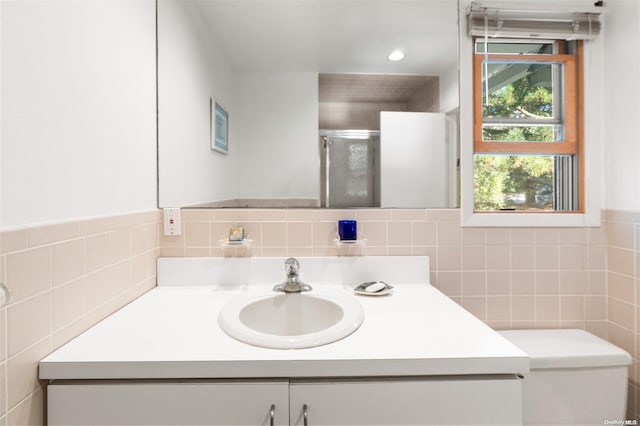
<box><xmin>472</xmin><ymin>40</ymin><xmax>585</xmax><ymax>212</ymax></box>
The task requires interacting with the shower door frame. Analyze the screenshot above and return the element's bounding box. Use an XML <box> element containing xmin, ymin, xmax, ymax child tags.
<box><xmin>319</xmin><ymin>129</ymin><xmax>381</xmax><ymax>208</ymax></box>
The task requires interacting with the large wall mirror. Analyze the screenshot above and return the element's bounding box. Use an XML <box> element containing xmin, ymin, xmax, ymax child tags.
<box><xmin>158</xmin><ymin>0</ymin><xmax>460</xmax><ymax>209</ymax></box>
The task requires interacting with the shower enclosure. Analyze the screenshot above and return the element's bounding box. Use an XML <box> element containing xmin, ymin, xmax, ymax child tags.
<box><xmin>320</xmin><ymin>130</ymin><xmax>381</xmax><ymax>208</ymax></box>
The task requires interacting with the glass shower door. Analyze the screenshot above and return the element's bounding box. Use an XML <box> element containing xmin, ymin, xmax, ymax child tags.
<box><xmin>325</xmin><ymin>136</ymin><xmax>380</xmax><ymax>207</ymax></box>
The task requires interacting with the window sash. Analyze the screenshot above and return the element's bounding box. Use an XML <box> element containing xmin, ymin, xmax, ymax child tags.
<box><xmin>473</xmin><ymin>53</ymin><xmax>577</xmax><ymax>155</ymax></box>
<box><xmin>472</xmin><ymin>154</ymin><xmax>577</xmax><ymax>212</ymax></box>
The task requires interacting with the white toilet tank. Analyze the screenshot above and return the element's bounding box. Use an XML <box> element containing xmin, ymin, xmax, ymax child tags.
<box><xmin>499</xmin><ymin>329</ymin><xmax>632</xmax><ymax>426</ymax></box>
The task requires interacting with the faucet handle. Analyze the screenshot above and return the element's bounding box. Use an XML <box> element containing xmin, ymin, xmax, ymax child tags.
<box><xmin>284</xmin><ymin>257</ymin><xmax>299</xmax><ymax>277</ymax></box>
<box><xmin>274</xmin><ymin>257</ymin><xmax>311</xmax><ymax>293</ymax></box>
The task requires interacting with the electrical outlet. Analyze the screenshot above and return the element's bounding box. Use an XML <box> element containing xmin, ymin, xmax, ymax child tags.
<box><xmin>163</xmin><ymin>208</ymin><xmax>182</xmax><ymax>235</ymax></box>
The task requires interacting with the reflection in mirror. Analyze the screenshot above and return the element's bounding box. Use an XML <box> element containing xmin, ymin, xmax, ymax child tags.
<box><xmin>158</xmin><ymin>0</ymin><xmax>460</xmax><ymax>209</ymax></box>
<box><xmin>320</xmin><ymin>130</ymin><xmax>381</xmax><ymax>208</ymax></box>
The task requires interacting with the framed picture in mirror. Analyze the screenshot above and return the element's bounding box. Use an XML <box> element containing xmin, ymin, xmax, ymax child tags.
<box><xmin>211</xmin><ymin>99</ymin><xmax>229</xmax><ymax>154</ymax></box>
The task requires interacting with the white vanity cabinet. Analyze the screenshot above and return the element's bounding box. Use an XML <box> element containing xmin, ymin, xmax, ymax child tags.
<box><xmin>289</xmin><ymin>377</ymin><xmax>521</xmax><ymax>425</ymax></box>
<box><xmin>47</xmin><ymin>380</ymin><xmax>290</xmax><ymax>426</ymax></box>
<box><xmin>48</xmin><ymin>376</ymin><xmax>522</xmax><ymax>425</ymax></box>
<box><xmin>41</xmin><ymin>258</ymin><xmax>529</xmax><ymax>426</ymax></box>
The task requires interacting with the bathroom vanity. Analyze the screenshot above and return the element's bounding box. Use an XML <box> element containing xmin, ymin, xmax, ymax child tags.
<box><xmin>40</xmin><ymin>256</ymin><xmax>528</xmax><ymax>425</ymax></box>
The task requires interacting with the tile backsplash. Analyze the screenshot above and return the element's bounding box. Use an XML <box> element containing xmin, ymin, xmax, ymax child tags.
<box><xmin>604</xmin><ymin>210</ymin><xmax>640</xmax><ymax>420</ymax></box>
<box><xmin>0</xmin><ymin>211</ymin><xmax>160</xmax><ymax>425</ymax></box>
<box><xmin>2</xmin><ymin>207</ymin><xmax>638</xmax><ymax>424</ymax></box>
<box><xmin>160</xmin><ymin>208</ymin><xmax>608</xmax><ymax>334</ymax></box>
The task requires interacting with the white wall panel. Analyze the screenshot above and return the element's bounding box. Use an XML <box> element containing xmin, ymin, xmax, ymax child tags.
<box><xmin>234</xmin><ymin>71</ymin><xmax>319</xmax><ymax>200</ymax></box>
<box><xmin>157</xmin><ymin>0</ymin><xmax>236</xmax><ymax>207</ymax></box>
<box><xmin>380</xmin><ymin>112</ymin><xmax>448</xmax><ymax>208</ymax></box>
<box><xmin>603</xmin><ymin>0</ymin><xmax>640</xmax><ymax>210</ymax></box>
<box><xmin>1</xmin><ymin>0</ymin><xmax>157</xmax><ymax>229</ymax></box>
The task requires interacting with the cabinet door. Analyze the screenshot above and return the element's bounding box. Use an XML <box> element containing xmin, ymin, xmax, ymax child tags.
<box><xmin>289</xmin><ymin>377</ymin><xmax>522</xmax><ymax>425</ymax></box>
<box><xmin>48</xmin><ymin>380</ymin><xmax>289</xmax><ymax>426</ymax></box>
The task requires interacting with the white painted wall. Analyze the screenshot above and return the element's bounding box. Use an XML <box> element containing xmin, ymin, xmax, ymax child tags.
<box><xmin>0</xmin><ymin>0</ymin><xmax>157</xmax><ymax>229</ymax></box>
<box><xmin>234</xmin><ymin>71</ymin><xmax>320</xmax><ymax>200</ymax></box>
<box><xmin>439</xmin><ymin>61</ymin><xmax>459</xmax><ymax>113</ymax></box>
<box><xmin>380</xmin><ymin>112</ymin><xmax>448</xmax><ymax>208</ymax></box>
<box><xmin>603</xmin><ymin>0</ymin><xmax>640</xmax><ymax>210</ymax></box>
<box><xmin>157</xmin><ymin>0</ymin><xmax>235</xmax><ymax>207</ymax></box>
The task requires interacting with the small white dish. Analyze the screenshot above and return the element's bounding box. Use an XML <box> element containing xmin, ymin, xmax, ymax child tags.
<box><xmin>353</xmin><ymin>281</ymin><xmax>394</xmax><ymax>296</ymax></box>
<box><xmin>354</xmin><ymin>288</ymin><xmax>393</xmax><ymax>296</ymax></box>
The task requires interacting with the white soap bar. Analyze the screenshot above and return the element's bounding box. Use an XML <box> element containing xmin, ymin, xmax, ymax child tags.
<box><xmin>365</xmin><ymin>282</ymin><xmax>387</xmax><ymax>293</ymax></box>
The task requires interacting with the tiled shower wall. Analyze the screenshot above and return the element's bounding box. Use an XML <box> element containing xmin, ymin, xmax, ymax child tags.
<box><xmin>605</xmin><ymin>210</ymin><xmax>640</xmax><ymax>420</ymax></box>
<box><xmin>161</xmin><ymin>208</ymin><xmax>609</xmax><ymax>336</ymax></box>
<box><xmin>0</xmin><ymin>211</ymin><xmax>160</xmax><ymax>425</ymax></box>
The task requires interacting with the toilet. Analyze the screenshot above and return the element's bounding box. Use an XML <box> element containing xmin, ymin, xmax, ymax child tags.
<box><xmin>499</xmin><ymin>329</ymin><xmax>632</xmax><ymax>426</ymax></box>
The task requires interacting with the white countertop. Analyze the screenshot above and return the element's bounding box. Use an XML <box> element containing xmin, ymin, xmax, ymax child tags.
<box><xmin>40</xmin><ymin>283</ymin><xmax>529</xmax><ymax>380</ymax></box>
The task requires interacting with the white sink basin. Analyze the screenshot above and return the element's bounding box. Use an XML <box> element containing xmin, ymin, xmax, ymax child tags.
<box><xmin>218</xmin><ymin>289</ymin><xmax>364</xmax><ymax>349</ymax></box>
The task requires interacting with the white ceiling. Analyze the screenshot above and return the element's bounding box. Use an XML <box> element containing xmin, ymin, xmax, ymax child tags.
<box><xmin>194</xmin><ymin>0</ymin><xmax>459</xmax><ymax>75</ymax></box>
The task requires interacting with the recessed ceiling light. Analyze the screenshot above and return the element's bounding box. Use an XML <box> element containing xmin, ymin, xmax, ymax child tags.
<box><xmin>388</xmin><ymin>50</ymin><xmax>405</xmax><ymax>61</ymax></box>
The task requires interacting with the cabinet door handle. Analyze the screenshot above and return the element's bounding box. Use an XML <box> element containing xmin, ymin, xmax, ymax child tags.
<box><xmin>303</xmin><ymin>404</ymin><xmax>308</xmax><ymax>426</ymax></box>
<box><xmin>270</xmin><ymin>404</ymin><xmax>275</xmax><ymax>426</ymax></box>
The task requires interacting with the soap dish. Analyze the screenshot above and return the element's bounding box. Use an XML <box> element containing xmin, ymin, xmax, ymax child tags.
<box><xmin>354</xmin><ymin>281</ymin><xmax>394</xmax><ymax>296</ymax></box>
<box><xmin>218</xmin><ymin>235</ymin><xmax>253</xmax><ymax>247</ymax></box>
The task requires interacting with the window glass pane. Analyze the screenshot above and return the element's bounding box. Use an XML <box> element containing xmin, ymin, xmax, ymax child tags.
<box><xmin>482</xmin><ymin>61</ymin><xmax>562</xmax><ymax>142</ymax></box>
<box><xmin>475</xmin><ymin>42</ymin><xmax>553</xmax><ymax>55</ymax></box>
<box><xmin>474</xmin><ymin>155</ymin><xmax>555</xmax><ymax>211</ymax></box>
<box><xmin>483</xmin><ymin>124</ymin><xmax>560</xmax><ymax>142</ymax></box>
<box><xmin>483</xmin><ymin>62</ymin><xmax>556</xmax><ymax>119</ymax></box>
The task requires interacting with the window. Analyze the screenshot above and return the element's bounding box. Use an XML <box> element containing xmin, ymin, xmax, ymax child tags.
<box><xmin>473</xmin><ymin>39</ymin><xmax>583</xmax><ymax>212</ymax></box>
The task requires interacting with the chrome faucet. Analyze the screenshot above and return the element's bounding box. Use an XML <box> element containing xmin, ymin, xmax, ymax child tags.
<box><xmin>273</xmin><ymin>257</ymin><xmax>312</xmax><ymax>293</ymax></box>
